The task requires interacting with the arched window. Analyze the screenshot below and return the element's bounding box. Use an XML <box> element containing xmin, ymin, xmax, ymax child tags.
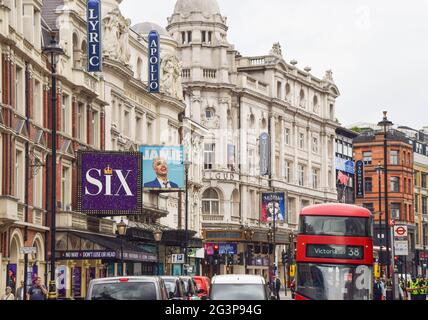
<box><xmin>202</xmin><ymin>188</ymin><xmax>220</xmax><ymax>215</ymax></box>
<box><xmin>205</xmin><ymin>107</ymin><xmax>215</xmax><ymax>119</ymax></box>
<box><xmin>299</xmin><ymin>89</ymin><xmax>305</xmax><ymax>108</ymax></box>
<box><xmin>313</xmin><ymin>95</ymin><xmax>319</xmax><ymax>113</ymax></box>
<box><xmin>285</xmin><ymin>83</ymin><xmax>291</xmax><ymax>100</ymax></box>
<box><xmin>72</xmin><ymin>33</ymin><xmax>80</xmax><ymax>69</ymax></box>
<box><xmin>249</xmin><ymin>114</ymin><xmax>255</xmax><ymax>128</ymax></box>
<box><xmin>136</xmin><ymin>57</ymin><xmax>142</xmax><ymax>80</ymax></box>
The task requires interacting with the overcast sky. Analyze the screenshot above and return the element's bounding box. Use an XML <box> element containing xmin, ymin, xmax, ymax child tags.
<box><xmin>120</xmin><ymin>0</ymin><xmax>428</xmax><ymax>129</ymax></box>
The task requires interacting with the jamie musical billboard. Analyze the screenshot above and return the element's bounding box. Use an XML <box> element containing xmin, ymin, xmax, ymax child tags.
<box><xmin>77</xmin><ymin>151</ymin><xmax>142</xmax><ymax>216</ymax></box>
<box><xmin>140</xmin><ymin>145</ymin><xmax>185</xmax><ymax>192</ymax></box>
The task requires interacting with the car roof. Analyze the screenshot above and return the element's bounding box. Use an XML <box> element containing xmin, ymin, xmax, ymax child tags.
<box><xmin>211</xmin><ymin>275</ymin><xmax>265</xmax><ymax>284</ymax></box>
<box><xmin>89</xmin><ymin>276</ymin><xmax>160</xmax><ymax>284</ymax></box>
<box><xmin>160</xmin><ymin>276</ymin><xmax>180</xmax><ymax>281</ymax></box>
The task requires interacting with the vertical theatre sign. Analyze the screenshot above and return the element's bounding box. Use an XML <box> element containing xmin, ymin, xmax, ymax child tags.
<box><xmin>260</xmin><ymin>133</ymin><xmax>270</xmax><ymax>176</ymax></box>
<box><xmin>356</xmin><ymin>160</ymin><xmax>364</xmax><ymax>198</ymax></box>
<box><xmin>77</xmin><ymin>151</ymin><xmax>142</xmax><ymax>216</ymax></box>
<box><xmin>148</xmin><ymin>31</ymin><xmax>160</xmax><ymax>93</ymax></box>
<box><xmin>87</xmin><ymin>0</ymin><xmax>102</xmax><ymax>72</ymax></box>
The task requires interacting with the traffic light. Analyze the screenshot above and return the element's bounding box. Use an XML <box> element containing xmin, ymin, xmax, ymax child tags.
<box><xmin>282</xmin><ymin>251</ymin><xmax>288</xmax><ymax>265</ymax></box>
<box><xmin>236</xmin><ymin>252</ymin><xmax>244</xmax><ymax>265</ymax></box>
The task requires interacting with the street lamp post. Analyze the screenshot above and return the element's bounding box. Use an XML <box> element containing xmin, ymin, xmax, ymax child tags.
<box><xmin>377</xmin><ymin>111</ymin><xmax>394</xmax><ymax>299</ymax></box>
<box><xmin>376</xmin><ymin>162</ymin><xmax>384</xmax><ymax>276</ymax></box>
<box><xmin>154</xmin><ymin>230</ymin><xmax>163</xmax><ymax>275</ymax></box>
<box><xmin>42</xmin><ymin>31</ymin><xmax>64</xmax><ymax>300</ymax></box>
<box><xmin>184</xmin><ymin>161</ymin><xmax>191</xmax><ymax>275</ymax></box>
<box><xmin>117</xmin><ymin>220</ymin><xmax>128</xmax><ymax>276</ymax></box>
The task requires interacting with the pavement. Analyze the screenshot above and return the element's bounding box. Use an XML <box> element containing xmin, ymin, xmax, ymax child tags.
<box><xmin>277</xmin><ymin>288</ymin><xmax>294</xmax><ymax>301</ymax></box>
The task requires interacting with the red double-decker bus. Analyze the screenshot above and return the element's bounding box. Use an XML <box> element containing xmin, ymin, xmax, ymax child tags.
<box><xmin>294</xmin><ymin>204</ymin><xmax>374</xmax><ymax>300</ymax></box>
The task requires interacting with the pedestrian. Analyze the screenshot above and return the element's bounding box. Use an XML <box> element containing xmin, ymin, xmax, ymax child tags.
<box><xmin>274</xmin><ymin>276</ymin><xmax>281</xmax><ymax>300</ymax></box>
<box><xmin>15</xmin><ymin>281</ymin><xmax>25</xmax><ymax>300</ymax></box>
<box><xmin>421</xmin><ymin>276</ymin><xmax>427</xmax><ymax>301</ymax></box>
<box><xmin>373</xmin><ymin>278</ymin><xmax>384</xmax><ymax>300</ymax></box>
<box><xmin>27</xmin><ymin>277</ymin><xmax>48</xmax><ymax>300</ymax></box>
<box><xmin>409</xmin><ymin>276</ymin><xmax>419</xmax><ymax>300</ymax></box>
<box><xmin>1</xmin><ymin>287</ymin><xmax>15</xmax><ymax>300</ymax></box>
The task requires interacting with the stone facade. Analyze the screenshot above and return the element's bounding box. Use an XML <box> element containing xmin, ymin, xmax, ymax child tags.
<box><xmin>166</xmin><ymin>0</ymin><xmax>340</xmax><ymax>279</ymax></box>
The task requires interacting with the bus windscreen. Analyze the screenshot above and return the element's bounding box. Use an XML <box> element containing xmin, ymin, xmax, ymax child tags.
<box><xmin>300</xmin><ymin>216</ymin><xmax>372</xmax><ymax>237</ymax></box>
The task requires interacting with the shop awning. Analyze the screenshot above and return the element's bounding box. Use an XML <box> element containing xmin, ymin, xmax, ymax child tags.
<box><xmin>56</xmin><ymin>231</ymin><xmax>158</xmax><ymax>263</ymax></box>
<box><xmin>126</xmin><ymin>222</ymin><xmax>203</xmax><ymax>248</ymax></box>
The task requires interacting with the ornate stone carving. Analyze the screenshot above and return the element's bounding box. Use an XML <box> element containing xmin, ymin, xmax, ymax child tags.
<box><xmin>270</xmin><ymin>42</ymin><xmax>283</xmax><ymax>58</ymax></box>
<box><xmin>160</xmin><ymin>54</ymin><xmax>184</xmax><ymax>101</ymax></box>
<box><xmin>324</xmin><ymin>69</ymin><xmax>334</xmax><ymax>82</ymax></box>
<box><xmin>102</xmin><ymin>8</ymin><xmax>131</xmax><ymax>65</ymax></box>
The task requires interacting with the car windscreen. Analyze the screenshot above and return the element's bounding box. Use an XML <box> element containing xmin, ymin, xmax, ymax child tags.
<box><xmin>210</xmin><ymin>284</ymin><xmax>266</xmax><ymax>300</ymax></box>
<box><xmin>90</xmin><ymin>282</ymin><xmax>157</xmax><ymax>300</ymax></box>
<box><xmin>300</xmin><ymin>216</ymin><xmax>371</xmax><ymax>237</ymax></box>
<box><xmin>164</xmin><ymin>280</ymin><xmax>177</xmax><ymax>295</ymax></box>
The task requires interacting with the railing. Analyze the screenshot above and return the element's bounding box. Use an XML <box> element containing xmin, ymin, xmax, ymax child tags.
<box><xmin>250</xmin><ymin>57</ymin><xmax>265</xmax><ymax>65</ymax></box>
<box><xmin>203</xmin><ymin>69</ymin><xmax>217</xmax><ymax>79</ymax></box>
<box><xmin>71</xmin><ymin>212</ymin><xmax>87</xmax><ymax>230</ymax></box>
<box><xmin>181</xmin><ymin>69</ymin><xmax>190</xmax><ymax>78</ymax></box>
<box><xmin>202</xmin><ymin>215</ymin><xmax>224</xmax><ymax>222</ymax></box>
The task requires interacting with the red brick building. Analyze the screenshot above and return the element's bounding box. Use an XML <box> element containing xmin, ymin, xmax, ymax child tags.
<box><xmin>353</xmin><ymin>129</ymin><xmax>415</xmax><ymax>271</ymax></box>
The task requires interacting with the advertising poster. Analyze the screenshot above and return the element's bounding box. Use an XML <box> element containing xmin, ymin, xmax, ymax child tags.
<box><xmin>77</xmin><ymin>151</ymin><xmax>142</xmax><ymax>216</ymax></box>
<box><xmin>56</xmin><ymin>265</ymin><xmax>67</xmax><ymax>298</ymax></box>
<box><xmin>6</xmin><ymin>264</ymin><xmax>17</xmax><ymax>293</ymax></box>
<box><xmin>86</xmin><ymin>267</ymin><xmax>96</xmax><ymax>291</ymax></box>
<box><xmin>261</xmin><ymin>192</ymin><xmax>286</xmax><ymax>223</ymax></box>
<box><xmin>72</xmin><ymin>267</ymin><xmax>82</xmax><ymax>298</ymax></box>
<box><xmin>141</xmin><ymin>146</ymin><xmax>184</xmax><ymax>191</ymax></box>
<box><xmin>219</xmin><ymin>243</ymin><xmax>238</xmax><ymax>255</ymax></box>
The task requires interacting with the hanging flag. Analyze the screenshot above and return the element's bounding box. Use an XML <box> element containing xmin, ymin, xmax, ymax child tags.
<box><xmin>338</xmin><ymin>171</ymin><xmax>350</xmax><ymax>186</ymax></box>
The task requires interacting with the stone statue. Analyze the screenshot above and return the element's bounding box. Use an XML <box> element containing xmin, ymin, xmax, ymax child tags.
<box><xmin>324</xmin><ymin>69</ymin><xmax>334</xmax><ymax>82</ymax></box>
<box><xmin>174</xmin><ymin>61</ymin><xmax>184</xmax><ymax>101</ymax></box>
<box><xmin>102</xmin><ymin>8</ymin><xmax>120</xmax><ymax>59</ymax></box>
<box><xmin>270</xmin><ymin>42</ymin><xmax>283</xmax><ymax>57</ymax></box>
<box><xmin>119</xmin><ymin>18</ymin><xmax>131</xmax><ymax>65</ymax></box>
<box><xmin>160</xmin><ymin>54</ymin><xmax>184</xmax><ymax>101</ymax></box>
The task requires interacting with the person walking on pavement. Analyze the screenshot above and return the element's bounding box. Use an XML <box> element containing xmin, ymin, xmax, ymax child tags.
<box><xmin>373</xmin><ymin>278</ymin><xmax>385</xmax><ymax>300</ymax></box>
<box><xmin>15</xmin><ymin>281</ymin><xmax>25</xmax><ymax>300</ymax></box>
<box><xmin>27</xmin><ymin>277</ymin><xmax>48</xmax><ymax>300</ymax></box>
<box><xmin>2</xmin><ymin>287</ymin><xmax>15</xmax><ymax>300</ymax></box>
<box><xmin>409</xmin><ymin>276</ymin><xmax>420</xmax><ymax>300</ymax></box>
<box><xmin>274</xmin><ymin>276</ymin><xmax>281</xmax><ymax>300</ymax></box>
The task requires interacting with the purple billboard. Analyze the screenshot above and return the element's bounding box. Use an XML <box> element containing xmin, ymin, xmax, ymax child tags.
<box><xmin>77</xmin><ymin>151</ymin><xmax>142</xmax><ymax>216</ymax></box>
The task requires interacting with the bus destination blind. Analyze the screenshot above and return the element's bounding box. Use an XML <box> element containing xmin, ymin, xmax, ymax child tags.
<box><xmin>306</xmin><ymin>244</ymin><xmax>364</xmax><ymax>260</ymax></box>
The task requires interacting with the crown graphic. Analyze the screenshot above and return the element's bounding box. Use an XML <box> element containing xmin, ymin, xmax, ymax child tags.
<box><xmin>104</xmin><ymin>165</ymin><xmax>113</xmax><ymax>175</ymax></box>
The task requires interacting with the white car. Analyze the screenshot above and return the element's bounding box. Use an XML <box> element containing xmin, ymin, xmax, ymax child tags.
<box><xmin>86</xmin><ymin>276</ymin><xmax>169</xmax><ymax>300</ymax></box>
<box><xmin>209</xmin><ymin>275</ymin><xmax>272</xmax><ymax>300</ymax></box>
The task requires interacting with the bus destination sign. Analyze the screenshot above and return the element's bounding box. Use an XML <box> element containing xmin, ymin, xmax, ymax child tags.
<box><xmin>307</xmin><ymin>244</ymin><xmax>364</xmax><ymax>260</ymax></box>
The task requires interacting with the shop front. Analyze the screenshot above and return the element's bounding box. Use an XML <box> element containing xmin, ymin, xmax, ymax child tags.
<box><xmin>126</xmin><ymin>222</ymin><xmax>203</xmax><ymax>276</ymax></box>
<box><xmin>55</xmin><ymin>231</ymin><xmax>158</xmax><ymax>299</ymax></box>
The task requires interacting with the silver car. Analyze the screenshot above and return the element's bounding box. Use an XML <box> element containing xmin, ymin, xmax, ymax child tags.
<box><xmin>86</xmin><ymin>276</ymin><xmax>169</xmax><ymax>300</ymax></box>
